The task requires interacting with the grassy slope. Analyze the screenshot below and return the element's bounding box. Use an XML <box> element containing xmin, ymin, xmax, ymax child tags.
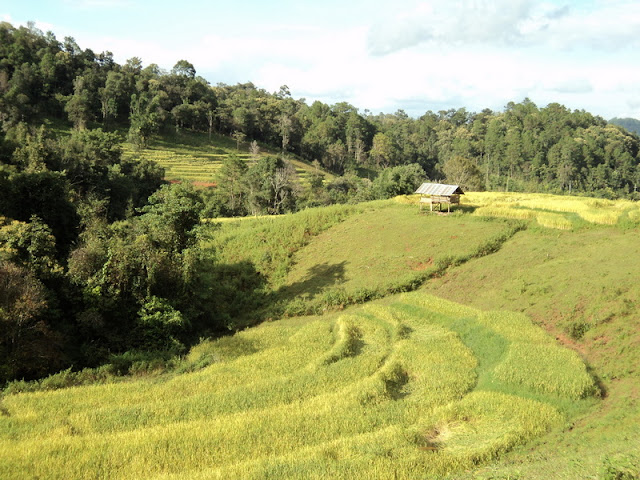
<box><xmin>210</xmin><ymin>196</ymin><xmax>640</xmax><ymax>478</ymax></box>
<box><xmin>280</xmin><ymin>206</ymin><xmax>500</xmax><ymax>295</ymax></box>
<box><xmin>1</xmin><ymin>195</ymin><xmax>639</xmax><ymax>478</ymax></box>
<box><xmin>429</xmin><ymin>223</ymin><xmax>640</xmax><ymax>479</ymax></box>
<box><xmin>209</xmin><ymin>202</ymin><xmax>525</xmax><ymax>319</ymax></box>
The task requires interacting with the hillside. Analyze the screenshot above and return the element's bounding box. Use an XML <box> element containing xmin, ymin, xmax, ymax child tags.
<box><xmin>0</xmin><ymin>292</ymin><xmax>596</xmax><ymax>479</ymax></box>
<box><xmin>2</xmin><ymin>18</ymin><xmax>639</xmax><ymax>480</ymax></box>
<box><xmin>1</xmin><ymin>194</ymin><xmax>639</xmax><ymax>479</ymax></box>
<box><xmin>45</xmin><ymin>119</ymin><xmax>330</xmax><ymax>187</ymax></box>
<box><xmin>610</xmin><ymin>117</ymin><xmax>640</xmax><ymax>135</ymax></box>
<box><xmin>120</xmin><ymin>128</ymin><xmax>331</xmax><ymax>187</ymax></box>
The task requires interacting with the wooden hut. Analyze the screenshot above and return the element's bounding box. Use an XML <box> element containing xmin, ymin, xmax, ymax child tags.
<box><xmin>415</xmin><ymin>183</ymin><xmax>464</xmax><ymax>212</ymax></box>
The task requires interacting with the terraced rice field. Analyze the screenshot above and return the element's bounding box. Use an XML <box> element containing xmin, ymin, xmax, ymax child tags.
<box><xmin>0</xmin><ymin>293</ymin><xmax>596</xmax><ymax>479</ymax></box>
<box><xmin>122</xmin><ymin>132</ymin><xmax>322</xmax><ymax>186</ymax></box>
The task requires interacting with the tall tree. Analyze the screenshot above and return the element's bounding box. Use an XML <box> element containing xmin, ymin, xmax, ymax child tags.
<box><xmin>214</xmin><ymin>154</ymin><xmax>248</xmax><ymax>216</ymax></box>
<box><xmin>370</xmin><ymin>132</ymin><xmax>395</xmax><ymax>168</ymax></box>
<box><xmin>65</xmin><ymin>75</ymin><xmax>92</xmax><ymax>129</ymax></box>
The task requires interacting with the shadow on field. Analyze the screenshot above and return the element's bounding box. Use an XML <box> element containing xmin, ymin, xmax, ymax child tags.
<box><xmin>457</xmin><ymin>204</ymin><xmax>477</xmax><ymax>214</ymax></box>
<box><xmin>417</xmin><ymin>204</ymin><xmax>476</xmax><ymax>215</ymax></box>
<box><xmin>277</xmin><ymin>261</ymin><xmax>348</xmax><ymax>301</ymax></box>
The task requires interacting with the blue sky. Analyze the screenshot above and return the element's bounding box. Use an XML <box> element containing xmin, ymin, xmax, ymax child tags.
<box><xmin>3</xmin><ymin>0</ymin><xmax>640</xmax><ymax>119</ymax></box>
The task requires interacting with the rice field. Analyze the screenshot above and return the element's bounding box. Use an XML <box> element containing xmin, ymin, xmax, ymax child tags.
<box><xmin>461</xmin><ymin>192</ymin><xmax>640</xmax><ymax>229</ymax></box>
<box><xmin>121</xmin><ymin>131</ymin><xmax>324</xmax><ymax>186</ymax></box>
<box><xmin>0</xmin><ymin>293</ymin><xmax>596</xmax><ymax>479</ymax></box>
<box><xmin>125</xmin><ymin>147</ymin><xmax>227</xmax><ymax>183</ymax></box>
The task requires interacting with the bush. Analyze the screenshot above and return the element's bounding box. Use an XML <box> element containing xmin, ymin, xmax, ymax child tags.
<box><xmin>567</xmin><ymin>320</ymin><xmax>590</xmax><ymax>340</ymax></box>
<box><xmin>106</xmin><ymin>350</ymin><xmax>174</xmax><ymax>376</ymax></box>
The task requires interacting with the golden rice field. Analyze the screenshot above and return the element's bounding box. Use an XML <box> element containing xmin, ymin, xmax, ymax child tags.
<box><xmin>0</xmin><ymin>293</ymin><xmax>597</xmax><ymax>479</ymax></box>
<box><xmin>462</xmin><ymin>192</ymin><xmax>640</xmax><ymax>229</ymax></box>
<box><xmin>129</xmin><ymin>148</ymin><xmax>228</xmax><ymax>183</ymax></box>
<box><xmin>122</xmin><ymin>136</ymin><xmax>321</xmax><ymax>186</ymax></box>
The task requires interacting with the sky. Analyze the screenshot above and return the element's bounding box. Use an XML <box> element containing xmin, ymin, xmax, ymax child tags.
<box><xmin>2</xmin><ymin>0</ymin><xmax>640</xmax><ymax>119</ymax></box>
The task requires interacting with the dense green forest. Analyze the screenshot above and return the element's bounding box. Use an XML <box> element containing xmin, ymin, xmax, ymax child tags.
<box><xmin>1</xmin><ymin>20</ymin><xmax>640</xmax><ymax>384</ymax></box>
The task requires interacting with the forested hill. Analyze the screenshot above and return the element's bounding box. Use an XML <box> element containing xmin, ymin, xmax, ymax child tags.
<box><xmin>1</xmin><ymin>21</ymin><xmax>640</xmax><ymax>199</ymax></box>
<box><xmin>610</xmin><ymin>117</ymin><xmax>640</xmax><ymax>136</ymax></box>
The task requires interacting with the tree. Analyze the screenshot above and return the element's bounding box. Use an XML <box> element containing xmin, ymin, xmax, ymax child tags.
<box><xmin>0</xmin><ymin>216</ymin><xmax>62</xmax><ymax>279</ymax></box>
<box><xmin>370</xmin><ymin>132</ymin><xmax>395</xmax><ymax>168</ymax></box>
<box><xmin>214</xmin><ymin>154</ymin><xmax>248</xmax><ymax>216</ymax></box>
<box><xmin>1</xmin><ymin>170</ymin><xmax>79</xmax><ymax>256</ymax></box>
<box><xmin>65</xmin><ymin>75</ymin><xmax>92</xmax><ymax>130</ymax></box>
<box><xmin>483</xmin><ymin>117</ymin><xmax>506</xmax><ymax>190</ymax></box>
<box><xmin>232</xmin><ymin>130</ymin><xmax>246</xmax><ymax>151</ymax></box>
<box><xmin>244</xmin><ymin>156</ymin><xmax>296</xmax><ymax>215</ymax></box>
<box><xmin>140</xmin><ymin>182</ymin><xmax>204</xmax><ymax>253</ymax></box>
<box><xmin>171</xmin><ymin>60</ymin><xmax>196</xmax><ymax>79</ymax></box>
<box><xmin>68</xmin><ymin>183</ymin><xmax>207</xmax><ymax>354</ymax></box>
<box><xmin>0</xmin><ymin>261</ymin><xmax>64</xmax><ymax>382</ymax></box>
<box><xmin>324</xmin><ymin>140</ymin><xmax>348</xmax><ymax>174</ymax></box>
<box><xmin>128</xmin><ymin>92</ymin><xmax>161</xmax><ymax>149</ymax></box>
<box><xmin>99</xmin><ymin>71</ymin><xmax>125</xmax><ymax>125</ymax></box>
<box><xmin>249</xmin><ymin>140</ymin><xmax>260</xmax><ymax>161</ymax></box>
<box><xmin>279</xmin><ymin>113</ymin><xmax>292</xmax><ymax>153</ymax></box>
<box><xmin>504</xmin><ymin>128</ymin><xmax>523</xmax><ymax>191</ymax></box>
<box><xmin>371</xmin><ymin>163</ymin><xmax>425</xmax><ymax>199</ymax></box>
<box><xmin>270</xmin><ymin>161</ymin><xmax>297</xmax><ymax>214</ymax></box>
<box><xmin>442</xmin><ymin>155</ymin><xmax>483</xmax><ymax>191</ymax></box>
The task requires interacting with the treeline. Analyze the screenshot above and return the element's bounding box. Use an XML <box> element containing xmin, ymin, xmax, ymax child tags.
<box><xmin>2</xmin><ymin>21</ymin><xmax>640</xmax><ymax>199</ymax></box>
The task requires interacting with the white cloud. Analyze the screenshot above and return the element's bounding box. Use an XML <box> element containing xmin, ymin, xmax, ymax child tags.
<box><xmin>367</xmin><ymin>0</ymin><xmax>640</xmax><ymax>55</ymax></box>
<box><xmin>32</xmin><ymin>20</ymin><xmax>56</xmax><ymax>33</ymax></box>
<box><xmin>626</xmin><ymin>95</ymin><xmax>640</xmax><ymax>112</ymax></box>
<box><xmin>76</xmin><ymin>34</ymin><xmax>186</xmax><ymax>67</ymax></box>
<box><xmin>367</xmin><ymin>0</ymin><xmax>553</xmax><ymax>55</ymax></box>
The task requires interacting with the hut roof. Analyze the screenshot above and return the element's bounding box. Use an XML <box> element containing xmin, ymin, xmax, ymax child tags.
<box><xmin>415</xmin><ymin>183</ymin><xmax>465</xmax><ymax>196</ymax></box>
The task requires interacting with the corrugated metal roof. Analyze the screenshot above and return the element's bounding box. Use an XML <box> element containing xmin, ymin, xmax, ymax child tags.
<box><xmin>415</xmin><ymin>183</ymin><xmax>464</xmax><ymax>196</ymax></box>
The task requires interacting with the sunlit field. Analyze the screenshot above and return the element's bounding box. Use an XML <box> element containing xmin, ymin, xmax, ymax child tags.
<box><xmin>0</xmin><ymin>293</ymin><xmax>596</xmax><ymax>480</ymax></box>
<box><xmin>463</xmin><ymin>191</ymin><xmax>640</xmax><ymax>229</ymax></box>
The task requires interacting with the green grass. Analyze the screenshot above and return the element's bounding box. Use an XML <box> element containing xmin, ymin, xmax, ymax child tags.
<box><xmin>208</xmin><ymin>201</ymin><xmax>525</xmax><ymax>317</ymax></box>
<box><xmin>279</xmin><ymin>205</ymin><xmax>505</xmax><ymax>295</ymax></box>
<box><xmin>205</xmin><ymin>202</ymin><xmax>365</xmax><ymax>289</ymax></box>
